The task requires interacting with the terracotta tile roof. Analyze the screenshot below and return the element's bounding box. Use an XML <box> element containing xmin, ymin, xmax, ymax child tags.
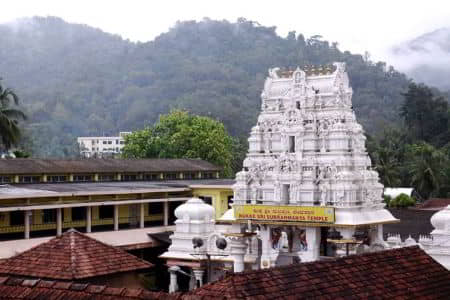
<box><xmin>0</xmin><ymin>229</ymin><xmax>153</xmax><ymax>280</ymax></box>
<box><xmin>383</xmin><ymin>208</ymin><xmax>435</xmax><ymax>240</ymax></box>
<box><xmin>0</xmin><ymin>158</ymin><xmax>220</xmax><ymax>175</ymax></box>
<box><xmin>418</xmin><ymin>198</ymin><xmax>450</xmax><ymax>210</ymax></box>
<box><xmin>0</xmin><ymin>276</ymin><xmax>179</xmax><ymax>299</ymax></box>
<box><xmin>189</xmin><ymin>246</ymin><xmax>450</xmax><ymax>299</ymax></box>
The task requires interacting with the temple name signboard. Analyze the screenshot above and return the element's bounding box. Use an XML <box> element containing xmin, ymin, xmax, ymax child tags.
<box><xmin>234</xmin><ymin>205</ymin><xmax>335</xmax><ymax>223</ymax></box>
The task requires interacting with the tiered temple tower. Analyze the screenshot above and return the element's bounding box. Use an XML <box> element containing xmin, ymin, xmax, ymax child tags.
<box><xmin>229</xmin><ymin>62</ymin><xmax>397</xmax><ymax>267</ymax></box>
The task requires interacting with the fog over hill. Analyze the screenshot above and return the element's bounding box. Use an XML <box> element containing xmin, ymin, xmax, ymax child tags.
<box><xmin>0</xmin><ymin>16</ymin><xmax>411</xmax><ymax>157</ymax></box>
<box><xmin>390</xmin><ymin>27</ymin><xmax>450</xmax><ymax>91</ymax></box>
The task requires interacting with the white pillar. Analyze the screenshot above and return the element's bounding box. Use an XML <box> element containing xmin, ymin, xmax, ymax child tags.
<box><xmin>24</xmin><ymin>210</ymin><xmax>31</xmax><ymax>239</ymax></box>
<box><xmin>259</xmin><ymin>226</ymin><xmax>272</xmax><ymax>269</ymax></box>
<box><xmin>114</xmin><ymin>205</ymin><xmax>119</xmax><ymax>231</ymax></box>
<box><xmin>164</xmin><ymin>201</ymin><xmax>169</xmax><ymax>226</ymax></box>
<box><xmin>303</xmin><ymin>227</ymin><xmax>321</xmax><ymax>262</ymax></box>
<box><xmin>140</xmin><ymin>203</ymin><xmax>145</xmax><ymax>229</ymax></box>
<box><xmin>86</xmin><ymin>207</ymin><xmax>92</xmax><ymax>233</ymax></box>
<box><xmin>168</xmin><ymin>266</ymin><xmax>180</xmax><ymax>293</ymax></box>
<box><xmin>192</xmin><ymin>269</ymin><xmax>205</xmax><ymax>288</ymax></box>
<box><xmin>230</xmin><ymin>236</ymin><xmax>248</xmax><ymax>273</ymax></box>
<box><xmin>56</xmin><ymin>208</ymin><xmax>62</xmax><ymax>236</ymax></box>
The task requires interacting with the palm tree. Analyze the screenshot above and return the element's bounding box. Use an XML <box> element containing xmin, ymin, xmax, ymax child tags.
<box><xmin>406</xmin><ymin>142</ymin><xmax>448</xmax><ymax>199</ymax></box>
<box><xmin>0</xmin><ymin>80</ymin><xmax>27</xmax><ymax>150</ymax></box>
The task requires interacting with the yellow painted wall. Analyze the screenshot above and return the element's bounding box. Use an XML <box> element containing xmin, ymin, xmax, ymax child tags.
<box><xmin>192</xmin><ymin>187</ymin><xmax>233</xmax><ymax>219</ymax></box>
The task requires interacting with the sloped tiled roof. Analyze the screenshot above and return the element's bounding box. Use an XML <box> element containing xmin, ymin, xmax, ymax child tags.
<box><xmin>0</xmin><ymin>276</ymin><xmax>179</xmax><ymax>300</ymax></box>
<box><xmin>0</xmin><ymin>229</ymin><xmax>153</xmax><ymax>280</ymax></box>
<box><xmin>189</xmin><ymin>246</ymin><xmax>450</xmax><ymax>299</ymax></box>
<box><xmin>418</xmin><ymin>198</ymin><xmax>450</xmax><ymax>210</ymax></box>
<box><xmin>0</xmin><ymin>158</ymin><xmax>220</xmax><ymax>175</ymax></box>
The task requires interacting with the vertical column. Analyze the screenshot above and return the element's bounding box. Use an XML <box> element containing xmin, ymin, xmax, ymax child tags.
<box><xmin>56</xmin><ymin>208</ymin><xmax>62</xmax><ymax>236</ymax></box>
<box><xmin>114</xmin><ymin>205</ymin><xmax>119</xmax><ymax>231</ymax></box>
<box><xmin>163</xmin><ymin>201</ymin><xmax>169</xmax><ymax>226</ymax></box>
<box><xmin>24</xmin><ymin>210</ymin><xmax>31</xmax><ymax>239</ymax></box>
<box><xmin>259</xmin><ymin>225</ymin><xmax>272</xmax><ymax>269</ymax></box>
<box><xmin>140</xmin><ymin>203</ymin><xmax>145</xmax><ymax>228</ymax></box>
<box><xmin>192</xmin><ymin>269</ymin><xmax>205</xmax><ymax>288</ymax></box>
<box><xmin>86</xmin><ymin>206</ymin><xmax>92</xmax><ymax>233</ymax></box>
<box><xmin>229</xmin><ymin>236</ymin><xmax>248</xmax><ymax>273</ymax></box>
<box><xmin>168</xmin><ymin>266</ymin><xmax>180</xmax><ymax>293</ymax></box>
<box><xmin>303</xmin><ymin>227</ymin><xmax>321</xmax><ymax>262</ymax></box>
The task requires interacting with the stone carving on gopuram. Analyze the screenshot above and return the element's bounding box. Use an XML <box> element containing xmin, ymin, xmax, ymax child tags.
<box><xmin>233</xmin><ymin>63</ymin><xmax>383</xmax><ymax>209</ymax></box>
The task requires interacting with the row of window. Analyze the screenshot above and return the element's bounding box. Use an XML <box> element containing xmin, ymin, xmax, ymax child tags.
<box><xmin>2</xmin><ymin>172</ymin><xmax>216</xmax><ymax>184</ymax></box>
<box><xmin>8</xmin><ymin>203</ymin><xmax>166</xmax><ymax>226</ymax></box>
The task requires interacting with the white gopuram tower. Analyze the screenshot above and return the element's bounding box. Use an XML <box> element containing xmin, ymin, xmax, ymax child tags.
<box><xmin>226</xmin><ymin>62</ymin><xmax>398</xmax><ymax>268</ymax></box>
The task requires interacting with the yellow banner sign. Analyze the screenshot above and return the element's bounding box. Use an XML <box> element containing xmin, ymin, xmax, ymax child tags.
<box><xmin>234</xmin><ymin>205</ymin><xmax>335</xmax><ymax>223</ymax></box>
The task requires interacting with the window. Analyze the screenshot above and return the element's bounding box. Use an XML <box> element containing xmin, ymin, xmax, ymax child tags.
<box><xmin>183</xmin><ymin>172</ymin><xmax>197</xmax><ymax>179</ymax></box>
<box><xmin>123</xmin><ymin>174</ymin><xmax>137</xmax><ymax>181</ymax></box>
<box><xmin>99</xmin><ymin>206</ymin><xmax>114</xmax><ymax>219</ymax></box>
<box><xmin>103</xmin><ymin>141</ymin><xmax>107</xmax><ymax>144</ymax></box>
<box><xmin>148</xmin><ymin>202</ymin><xmax>164</xmax><ymax>215</ymax></box>
<box><xmin>282</xmin><ymin>184</ymin><xmax>290</xmax><ymax>204</ymax></box>
<box><xmin>228</xmin><ymin>195</ymin><xmax>234</xmax><ymax>209</ymax></box>
<box><xmin>296</xmin><ymin>101</ymin><xmax>301</xmax><ymax>109</ymax></box>
<box><xmin>71</xmin><ymin>207</ymin><xmax>86</xmax><ymax>221</ymax></box>
<box><xmin>10</xmin><ymin>211</ymin><xmax>24</xmax><ymax>226</ymax></box>
<box><xmin>19</xmin><ymin>175</ymin><xmax>40</xmax><ymax>183</ymax></box>
<box><xmin>42</xmin><ymin>209</ymin><xmax>57</xmax><ymax>224</ymax></box>
<box><xmin>48</xmin><ymin>175</ymin><xmax>67</xmax><ymax>183</ymax></box>
<box><xmin>99</xmin><ymin>174</ymin><xmax>114</xmax><ymax>181</ymax></box>
<box><xmin>73</xmin><ymin>175</ymin><xmax>92</xmax><ymax>182</ymax></box>
<box><xmin>116</xmin><ymin>140</ymin><xmax>119</xmax><ymax>144</ymax></box>
<box><xmin>289</xmin><ymin>136</ymin><xmax>296</xmax><ymax>153</ymax></box>
<box><xmin>164</xmin><ymin>173</ymin><xmax>178</xmax><ymax>180</ymax></box>
<box><xmin>108</xmin><ymin>141</ymin><xmax>112</xmax><ymax>144</ymax></box>
<box><xmin>120</xmin><ymin>140</ymin><xmax>124</xmax><ymax>145</ymax></box>
<box><xmin>202</xmin><ymin>172</ymin><xmax>214</xmax><ymax>179</ymax></box>
<box><xmin>0</xmin><ymin>176</ymin><xmax>10</xmax><ymax>183</ymax></box>
<box><xmin>144</xmin><ymin>174</ymin><xmax>159</xmax><ymax>181</ymax></box>
<box><xmin>199</xmin><ymin>196</ymin><xmax>212</xmax><ymax>205</ymax></box>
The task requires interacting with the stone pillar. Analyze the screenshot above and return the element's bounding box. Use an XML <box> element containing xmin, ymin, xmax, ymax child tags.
<box><xmin>168</xmin><ymin>266</ymin><xmax>180</xmax><ymax>293</ymax></box>
<box><xmin>192</xmin><ymin>269</ymin><xmax>205</xmax><ymax>288</ymax></box>
<box><xmin>140</xmin><ymin>203</ymin><xmax>145</xmax><ymax>228</ymax></box>
<box><xmin>259</xmin><ymin>226</ymin><xmax>272</xmax><ymax>269</ymax></box>
<box><xmin>56</xmin><ymin>208</ymin><xmax>62</xmax><ymax>236</ymax></box>
<box><xmin>86</xmin><ymin>206</ymin><xmax>92</xmax><ymax>233</ymax></box>
<box><xmin>164</xmin><ymin>201</ymin><xmax>169</xmax><ymax>226</ymax></box>
<box><xmin>303</xmin><ymin>227</ymin><xmax>320</xmax><ymax>262</ymax></box>
<box><xmin>114</xmin><ymin>205</ymin><xmax>119</xmax><ymax>231</ymax></box>
<box><xmin>230</xmin><ymin>236</ymin><xmax>248</xmax><ymax>273</ymax></box>
<box><xmin>24</xmin><ymin>210</ymin><xmax>31</xmax><ymax>239</ymax></box>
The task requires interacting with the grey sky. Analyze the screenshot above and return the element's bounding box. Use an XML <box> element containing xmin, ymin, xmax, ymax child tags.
<box><xmin>1</xmin><ymin>0</ymin><xmax>449</xmax><ymax>66</ymax></box>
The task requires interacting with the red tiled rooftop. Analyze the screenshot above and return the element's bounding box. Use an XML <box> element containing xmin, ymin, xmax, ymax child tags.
<box><xmin>418</xmin><ymin>198</ymin><xmax>450</xmax><ymax>210</ymax></box>
<box><xmin>188</xmin><ymin>246</ymin><xmax>450</xmax><ymax>299</ymax></box>
<box><xmin>0</xmin><ymin>276</ymin><xmax>178</xmax><ymax>300</ymax></box>
<box><xmin>0</xmin><ymin>229</ymin><xmax>153</xmax><ymax>280</ymax></box>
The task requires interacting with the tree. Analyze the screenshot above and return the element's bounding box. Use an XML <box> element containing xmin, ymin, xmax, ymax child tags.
<box><xmin>400</xmin><ymin>83</ymin><xmax>449</xmax><ymax>145</ymax></box>
<box><xmin>0</xmin><ymin>80</ymin><xmax>27</xmax><ymax>150</ymax></box>
<box><xmin>405</xmin><ymin>142</ymin><xmax>448</xmax><ymax>199</ymax></box>
<box><xmin>122</xmin><ymin>110</ymin><xmax>235</xmax><ymax>177</ymax></box>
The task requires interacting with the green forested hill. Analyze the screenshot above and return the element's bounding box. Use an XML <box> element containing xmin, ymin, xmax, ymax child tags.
<box><xmin>0</xmin><ymin>17</ymin><xmax>411</xmax><ymax>157</ymax></box>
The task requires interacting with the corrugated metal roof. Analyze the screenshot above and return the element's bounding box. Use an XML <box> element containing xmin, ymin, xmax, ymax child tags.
<box><xmin>0</xmin><ymin>158</ymin><xmax>220</xmax><ymax>175</ymax></box>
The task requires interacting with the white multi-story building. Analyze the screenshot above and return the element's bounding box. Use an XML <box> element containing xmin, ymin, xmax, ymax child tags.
<box><xmin>77</xmin><ymin>132</ymin><xmax>131</xmax><ymax>158</ymax></box>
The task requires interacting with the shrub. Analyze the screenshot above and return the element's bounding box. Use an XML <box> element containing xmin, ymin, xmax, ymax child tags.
<box><xmin>389</xmin><ymin>193</ymin><xmax>416</xmax><ymax>208</ymax></box>
<box><xmin>383</xmin><ymin>195</ymin><xmax>392</xmax><ymax>207</ymax></box>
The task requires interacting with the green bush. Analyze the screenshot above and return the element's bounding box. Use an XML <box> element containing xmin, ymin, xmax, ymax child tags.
<box><xmin>388</xmin><ymin>193</ymin><xmax>416</xmax><ymax>208</ymax></box>
<box><xmin>383</xmin><ymin>195</ymin><xmax>392</xmax><ymax>207</ymax></box>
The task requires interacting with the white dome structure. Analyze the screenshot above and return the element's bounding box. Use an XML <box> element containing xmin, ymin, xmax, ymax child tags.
<box><xmin>175</xmin><ymin>197</ymin><xmax>215</xmax><ymax>222</ymax></box>
<box><xmin>431</xmin><ymin>205</ymin><xmax>450</xmax><ymax>235</ymax></box>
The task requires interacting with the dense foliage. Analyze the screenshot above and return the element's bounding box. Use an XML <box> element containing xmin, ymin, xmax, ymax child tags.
<box><xmin>0</xmin><ymin>80</ymin><xmax>27</xmax><ymax>151</ymax></box>
<box><xmin>0</xmin><ymin>17</ymin><xmax>410</xmax><ymax>157</ymax></box>
<box><xmin>122</xmin><ymin>110</ymin><xmax>235</xmax><ymax>177</ymax></box>
<box><xmin>369</xmin><ymin>83</ymin><xmax>450</xmax><ymax>200</ymax></box>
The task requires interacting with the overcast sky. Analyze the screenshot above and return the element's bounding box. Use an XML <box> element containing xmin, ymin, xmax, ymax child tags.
<box><xmin>1</xmin><ymin>0</ymin><xmax>449</xmax><ymax>65</ymax></box>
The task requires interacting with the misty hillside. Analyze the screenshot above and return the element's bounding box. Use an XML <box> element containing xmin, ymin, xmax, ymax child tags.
<box><xmin>391</xmin><ymin>27</ymin><xmax>450</xmax><ymax>91</ymax></box>
<box><xmin>0</xmin><ymin>17</ymin><xmax>410</xmax><ymax>157</ymax></box>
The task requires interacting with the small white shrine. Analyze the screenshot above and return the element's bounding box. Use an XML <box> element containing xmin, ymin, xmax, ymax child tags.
<box><xmin>161</xmin><ymin>63</ymin><xmax>399</xmax><ymax>292</ymax></box>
